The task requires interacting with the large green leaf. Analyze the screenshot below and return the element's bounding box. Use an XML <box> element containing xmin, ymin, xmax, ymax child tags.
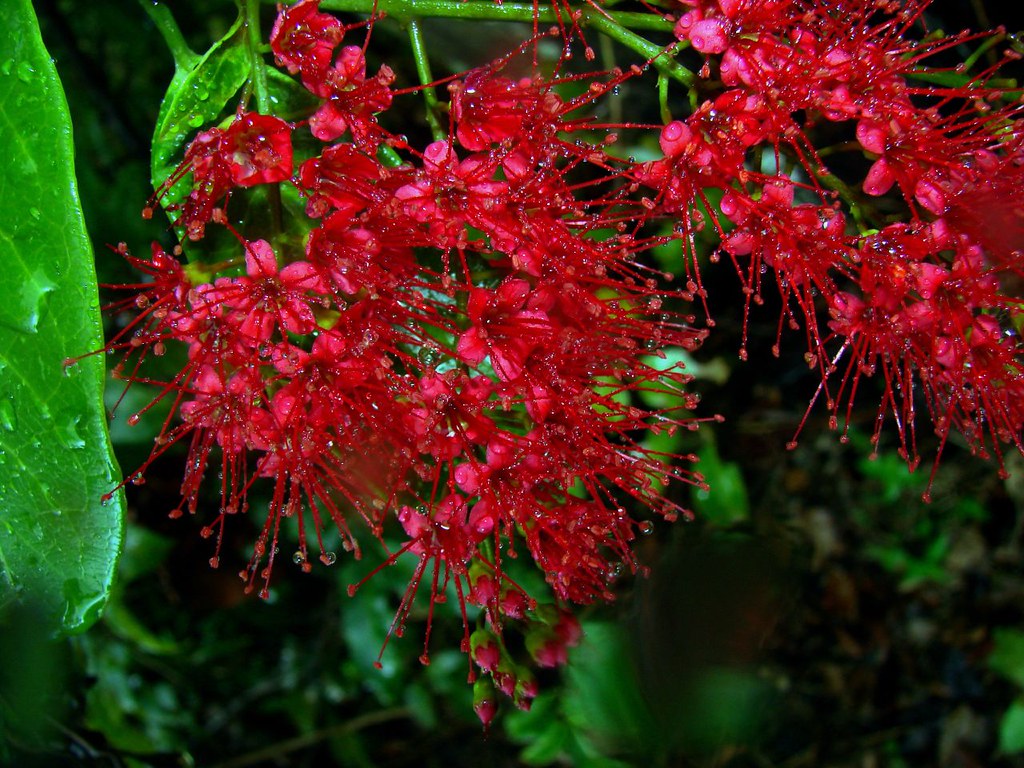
<box><xmin>0</xmin><ymin>0</ymin><xmax>125</xmax><ymax>633</ymax></box>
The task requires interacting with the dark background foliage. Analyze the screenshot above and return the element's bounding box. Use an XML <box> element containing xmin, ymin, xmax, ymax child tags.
<box><xmin>3</xmin><ymin>1</ymin><xmax>1024</xmax><ymax>766</ymax></box>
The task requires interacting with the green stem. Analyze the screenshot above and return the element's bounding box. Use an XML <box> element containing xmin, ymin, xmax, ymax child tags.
<box><xmin>268</xmin><ymin>0</ymin><xmax>694</xmax><ymax>86</ymax></box>
<box><xmin>139</xmin><ymin>0</ymin><xmax>200</xmax><ymax>72</ymax></box>
<box><xmin>658</xmin><ymin>72</ymin><xmax>670</xmax><ymax>124</ymax></box>
<box><xmin>961</xmin><ymin>32</ymin><xmax>1004</xmax><ymax>71</ymax></box>
<box><xmin>813</xmin><ymin>168</ymin><xmax>873</xmax><ymax>232</ymax></box>
<box><xmin>313</xmin><ymin>0</ymin><xmax>672</xmax><ymax>31</ymax></box>
<box><xmin>599</xmin><ymin>30</ymin><xmax>623</xmax><ymax>124</ymax></box>
<box><xmin>406</xmin><ymin>18</ymin><xmax>447</xmax><ymax>141</ymax></box>
<box><xmin>582</xmin><ymin>10</ymin><xmax>695</xmax><ymax>88</ymax></box>
<box><xmin>245</xmin><ymin>0</ymin><xmax>272</xmax><ymax>114</ymax></box>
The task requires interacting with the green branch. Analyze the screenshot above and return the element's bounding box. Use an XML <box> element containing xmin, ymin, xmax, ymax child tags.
<box><xmin>139</xmin><ymin>0</ymin><xmax>200</xmax><ymax>72</ymax></box>
<box><xmin>314</xmin><ymin>0</ymin><xmax>672</xmax><ymax>31</ymax></box>
<box><xmin>582</xmin><ymin>10</ymin><xmax>694</xmax><ymax>88</ymax></box>
<box><xmin>405</xmin><ymin>18</ymin><xmax>446</xmax><ymax>141</ymax></box>
<box><xmin>260</xmin><ymin>0</ymin><xmax>695</xmax><ymax>87</ymax></box>
<box><xmin>245</xmin><ymin>0</ymin><xmax>272</xmax><ymax>113</ymax></box>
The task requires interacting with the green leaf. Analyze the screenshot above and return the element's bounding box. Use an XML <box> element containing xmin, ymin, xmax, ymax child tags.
<box><xmin>1000</xmin><ymin>698</ymin><xmax>1024</xmax><ymax>754</ymax></box>
<box><xmin>79</xmin><ymin>631</ymin><xmax>190</xmax><ymax>753</ymax></box>
<box><xmin>990</xmin><ymin>628</ymin><xmax>1024</xmax><ymax>689</ymax></box>
<box><xmin>102</xmin><ymin>527</ymin><xmax>178</xmax><ymax>656</ymax></box>
<box><xmin>266</xmin><ymin>66</ymin><xmax>322</xmax><ymax>121</ymax></box>
<box><xmin>506</xmin><ymin>693</ymin><xmax>572</xmax><ymax>765</ymax></box>
<box><xmin>691</xmin><ymin>437</ymin><xmax>750</xmax><ymax>526</ymax></box>
<box><xmin>0</xmin><ymin>0</ymin><xmax>125</xmax><ymax>633</ymax></box>
<box><xmin>681</xmin><ymin>667</ymin><xmax>772</xmax><ymax>751</ymax></box>
<box><xmin>150</xmin><ymin>10</ymin><xmax>250</xmax><ymax>201</ymax></box>
<box><xmin>563</xmin><ymin>621</ymin><xmax>660</xmax><ymax>758</ymax></box>
<box><xmin>519</xmin><ymin>719</ymin><xmax>570</xmax><ymax>765</ymax></box>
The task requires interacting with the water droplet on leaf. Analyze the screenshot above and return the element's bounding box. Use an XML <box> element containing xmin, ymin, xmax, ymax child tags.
<box><xmin>0</xmin><ymin>401</ymin><xmax>15</xmax><ymax>431</ymax></box>
<box><xmin>16</xmin><ymin>61</ymin><xmax>35</xmax><ymax>83</ymax></box>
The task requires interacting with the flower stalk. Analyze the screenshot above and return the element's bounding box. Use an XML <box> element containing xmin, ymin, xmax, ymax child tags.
<box><xmin>405</xmin><ymin>18</ymin><xmax>446</xmax><ymax>141</ymax></box>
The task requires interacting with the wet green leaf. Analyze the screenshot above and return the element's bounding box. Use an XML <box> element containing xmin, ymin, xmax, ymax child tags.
<box><xmin>0</xmin><ymin>0</ymin><xmax>124</xmax><ymax>633</ymax></box>
<box><xmin>150</xmin><ymin>10</ymin><xmax>250</xmax><ymax>202</ymax></box>
<box><xmin>266</xmin><ymin>66</ymin><xmax>321</xmax><ymax>121</ymax></box>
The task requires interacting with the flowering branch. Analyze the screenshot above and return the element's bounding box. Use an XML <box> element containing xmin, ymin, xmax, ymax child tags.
<box><xmin>292</xmin><ymin>0</ymin><xmax>697</xmax><ymax>87</ymax></box>
<box><xmin>95</xmin><ymin>0</ymin><xmax>1024</xmax><ymax>724</ymax></box>
<box><xmin>315</xmin><ymin>0</ymin><xmax>675</xmax><ymax>30</ymax></box>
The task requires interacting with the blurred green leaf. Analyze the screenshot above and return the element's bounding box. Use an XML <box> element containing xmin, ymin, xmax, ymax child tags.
<box><xmin>103</xmin><ymin>599</ymin><xmax>180</xmax><ymax>656</ymax></box>
<box><xmin>691</xmin><ymin>437</ymin><xmax>750</xmax><ymax>526</ymax></box>
<box><xmin>0</xmin><ymin>0</ymin><xmax>124</xmax><ymax>633</ymax></box>
<box><xmin>564</xmin><ymin>622</ymin><xmax>659</xmax><ymax>755</ymax></box>
<box><xmin>990</xmin><ymin>628</ymin><xmax>1024</xmax><ymax>689</ymax></box>
<box><xmin>339</xmin><ymin>554</ymin><xmax>420</xmax><ymax>704</ymax></box>
<box><xmin>520</xmin><ymin>719</ymin><xmax>570</xmax><ymax>764</ymax></box>
<box><xmin>641</xmin><ymin>348</ymin><xmax>730</xmax><ymax>403</ymax></box>
<box><xmin>0</xmin><ymin>605</ymin><xmax>72</xmax><ymax>744</ymax></box>
<box><xmin>858</xmin><ymin>448</ymin><xmax>923</xmax><ymax>504</ymax></box>
<box><xmin>507</xmin><ymin>622</ymin><xmax>664</xmax><ymax>766</ymax></box>
<box><xmin>864</xmin><ymin>534</ymin><xmax>952</xmax><ymax>591</ymax></box>
<box><xmin>682</xmin><ymin>667</ymin><xmax>772</xmax><ymax>752</ymax></box>
<box><xmin>506</xmin><ymin>693</ymin><xmax>569</xmax><ymax>764</ymax></box>
<box><xmin>79</xmin><ymin>631</ymin><xmax>191</xmax><ymax>754</ymax></box>
<box><xmin>118</xmin><ymin>523</ymin><xmax>175</xmax><ymax>584</ymax></box>
<box><xmin>103</xmin><ymin>526</ymin><xmax>179</xmax><ymax>655</ymax></box>
<box><xmin>1000</xmin><ymin>698</ymin><xmax>1024</xmax><ymax>754</ymax></box>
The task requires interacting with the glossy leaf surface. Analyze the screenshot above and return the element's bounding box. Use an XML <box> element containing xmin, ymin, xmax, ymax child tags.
<box><xmin>0</xmin><ymin>0</ymin><xmax>124</xmax><ymax>633</ymax></box>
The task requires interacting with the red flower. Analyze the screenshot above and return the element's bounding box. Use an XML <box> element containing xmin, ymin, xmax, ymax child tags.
<box><xmin>159</xmin><ymin>113</ymin><xmax>293</xmax><ymax>240</ymax></box>
<box><xmin>201</xmin><ymin>239</ymin><xmax>324</xmax><ymax>347</ymax></box>
<box><xmin>305</xmin><ymin>46</ymin><xmax>394</xmax><ymax>145</ymax></box>
<box><xmin>449</xmin><ymin>71</ymin><xmax>562</xmax><ymax>152</ymax></box>
<box><xmin>457</xmin><ymin>279</ymin><xmax>552</xmax><ymax>381</ymax></box>
<box><xmin>270</xmin><ymin>0</ymin><xmax>344</xmax><ymax>77</ymax></box>
<box><xmin>222</xmin><ymin>114</ymin><xmax>293</xmax><ymax>187</ymax></box>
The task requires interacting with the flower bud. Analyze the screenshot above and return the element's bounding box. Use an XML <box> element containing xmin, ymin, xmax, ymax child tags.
<box><xmin>470</xmin><ymin>628</ymin><xmax>502</xmax><ymax>673</ymax></box>
<box><xmin>473</xmin><ymin>678</ymin><xmax>498</xmax><ymax>727</ymax></box>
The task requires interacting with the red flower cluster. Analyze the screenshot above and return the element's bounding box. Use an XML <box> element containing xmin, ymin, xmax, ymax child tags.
<box><xmin>100</xmin><ymin>0</ymin><xmax>1024</xmax><ymax>720</ymax></box>
<box><xmin>652</xmin><ymin>0</ymin><xmax>1024</xmax><ymax>477</ymax></box>
<box><xmin>104</xmin><ymin>0</ymin><xmax>710</xmax><ymax>719</ymax></box>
